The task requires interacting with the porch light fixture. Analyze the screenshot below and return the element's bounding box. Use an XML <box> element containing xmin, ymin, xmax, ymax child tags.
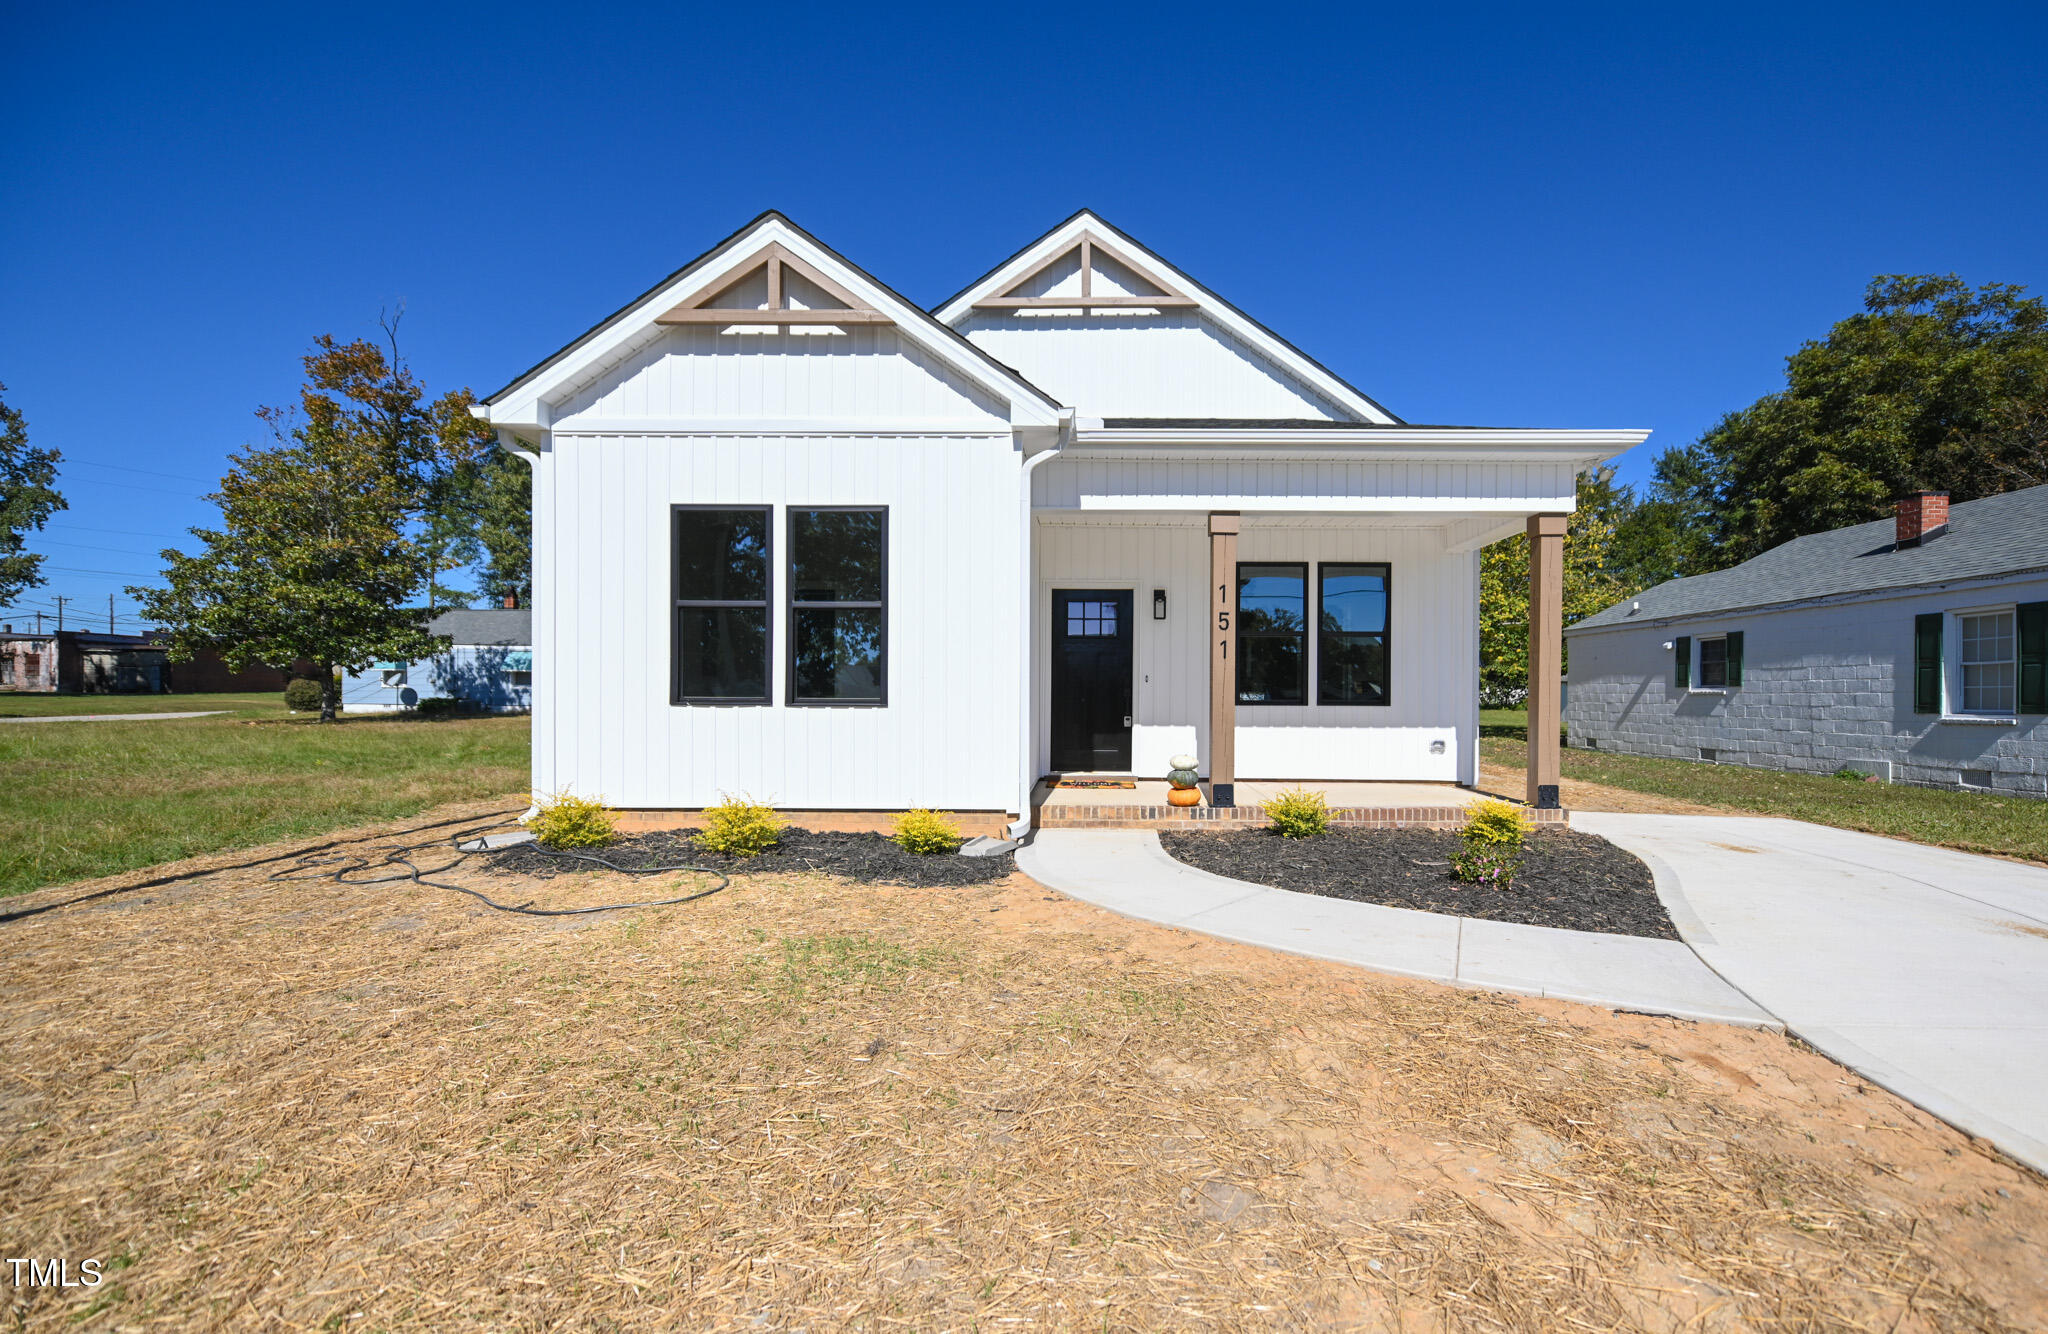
<box><xmin>1153</xmin><ymin>588</ymin><xmax>1167</xmax><ymax>620</ymax></box>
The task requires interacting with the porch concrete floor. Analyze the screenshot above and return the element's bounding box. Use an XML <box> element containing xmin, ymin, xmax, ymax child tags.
<box><xmin>1035</xmin><ymin>778</ymin><xmax>1489</xmax><ymax>810</ymax></box>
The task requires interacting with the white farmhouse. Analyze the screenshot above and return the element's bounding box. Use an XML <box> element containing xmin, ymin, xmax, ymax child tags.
<box><xmin>1565</xmin><ymin>488</ymin><xmax>2048</xmax><ymax>796</ymax></box>
<box><xmin>474</xmin><ymin>211</ymin><xmax>1645</xmax><ymax>833</ymax></box>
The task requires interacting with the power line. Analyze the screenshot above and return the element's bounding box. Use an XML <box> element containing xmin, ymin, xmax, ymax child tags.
<box><xmin>63</xmin><ymin>459</ymin><xmax>216</xmax><ymax>485</ymax></box>
<box><xmin>44</xmin><ymin>564</ymin><xmax>159</xmax><ymax>578</ymax></box>
<box><xmin>29</xmin><ymin>538</ymin><xmax>179</xmax><ymax>557</ymax></box>
<box><xmin>45</xmin><ymin>523</ymin><xmax>191</xmax><ymax>540</ymax></box>
<box><xmin>55</xmin><ymin>477</ymin><xmax>209</xmax><ymax>499</ymax></box>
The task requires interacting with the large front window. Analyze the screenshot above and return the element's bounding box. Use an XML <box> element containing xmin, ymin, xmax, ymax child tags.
<box><xmin>1317</xmin><ymin>563</ymin><xmax>1389</xmax><ymax>705</ymax></box>
<box><xmin>1236</xmin><ymin>563</ymin><xmax>1307</xmax><ymax>705</ymax></box>
<box><xmin>789</xmin><ymin>508</ymin><xmax>886</xmax><ymax>705</ymax></box>
<box><xmin>673</xmin><ymin>507</ymin><xmax>770</xmax><ymax>703</ymax></box>
<box><xmin>1960</xmin><ymin>610</ymin><xmax>2016</xmax><ymax>713</ymax></box>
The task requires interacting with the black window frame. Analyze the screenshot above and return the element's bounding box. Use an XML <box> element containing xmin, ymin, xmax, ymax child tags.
<box><xmin>1234</xmin><ymin>560</ymin><xmax>1309</xmax><ymax>706</ymax></box>
<box><xmin>1316</xmin><ymin>561</ymin><xmax>1391</xmax><ymax>707</ymax></box>
<box><xmin>786</xmin><ymin>505</ymin><xmax>889</xmax><ymax>708</ymax></box>
<box><xmin>670</xmin><ymin>503</ymin><xmax>773</xmax><ymax>706</ymax></box>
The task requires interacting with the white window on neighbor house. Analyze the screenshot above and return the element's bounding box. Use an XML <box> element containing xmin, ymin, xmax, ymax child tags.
<box><xmin>380</xmin><ymin>666</ymin><xmax>406</xmax><ymax>689</ymax></box>
<box><xmin>1959</xmin><ymin>609</ymin><xmax>2017</xmax><ymax>714</ymax></box>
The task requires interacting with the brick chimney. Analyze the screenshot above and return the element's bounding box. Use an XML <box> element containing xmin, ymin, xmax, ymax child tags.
<box><xmin>502</xmin><ymin>594</ymin><xmax>519</xmax><ymax>609</ymax></box>
<box><xmin>1895</xmin><ymin>491</ymin><xmax>1949</xmax><ymax>547</ymax></box>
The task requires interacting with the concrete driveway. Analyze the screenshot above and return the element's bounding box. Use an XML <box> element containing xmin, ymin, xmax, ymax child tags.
<box><xmin>1577</xmin><ymin>813</ymin><xmax>2048</xmax><ymax>1175</ymax></box>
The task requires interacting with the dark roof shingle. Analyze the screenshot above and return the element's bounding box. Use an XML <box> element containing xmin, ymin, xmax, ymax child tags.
<box><xmin>1570</xmin><ymin>484</ymin><xmax>2048</xmax><ymax>632</ymax></box>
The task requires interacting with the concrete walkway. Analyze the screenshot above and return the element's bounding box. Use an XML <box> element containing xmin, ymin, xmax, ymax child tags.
<box><xmin>1016</xmin><ymin>830</ymin><xmax>1778</xmax><ymax>1028</ymax></box>
<box><xmin>1577</xmin><ymin>814</ymin><xmax>2048</xmax><ymax>1176</ymax></box>
<box><xmin>0</xmin><ymin>710</ymin><xmax>229</xmax><ymax>723</ymax></box>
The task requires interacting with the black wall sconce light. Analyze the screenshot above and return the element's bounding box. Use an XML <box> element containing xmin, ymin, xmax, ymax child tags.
<box><xmin>1152</xmin><ymin>588</ymin><xmax>1167</xmax><ymax>620</ymax></box>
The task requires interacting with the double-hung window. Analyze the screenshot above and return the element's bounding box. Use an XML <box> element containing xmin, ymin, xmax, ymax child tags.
<box><xmin>789</xmin><ymin>508</ymin><xmax>887</xmax><ymax>705</ymax></box>
<box><xmin>1317</xmin><ymin>563</ymin><xmax>1389</xmax><ymax>705</ymax></box>
<box><xmin>1697</xmin><ymin>635</ymin><xmax>1728</xmax><ymax>688</ymax></box>
<box><xmin>1959</xmin><ymin>610</ymin><xmax>2016</xmax><ymax>714</ymax></box>
<box><xmin>672</xmin><ymin>506</ymin><xmax>771</xmax><ymax>703</ymax></box>
<box><xmin>1235</xmin><ymin>563</ymin><xmax>1307</xmax><ymax>704</ymax></box>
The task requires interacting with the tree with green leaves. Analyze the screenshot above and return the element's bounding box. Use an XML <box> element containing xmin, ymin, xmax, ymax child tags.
<box><xmin>417</xmin><ymin>446</ymin><xmax>532</xmax><ymax>607</ymax></box>
<box><xmin>0</xmin><ymin>382</ymin><xmax>66</xmax><ymax>608</ymax></box>
<box><xmin>1478</xmin><ymin>467</ymin><xmax>1635</xmax><ymax>705</ymax></box>
<box><xmin>133</xmin><ymin>326</ymin><xmax>492</xmax><ymax>720</ymax></box>
<box><xmin>1633</xmin><ymin>274</ymin><xmax>2048</xmax><ymax>573</ymax></box>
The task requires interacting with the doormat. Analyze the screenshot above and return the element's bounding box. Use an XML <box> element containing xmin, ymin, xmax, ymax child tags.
<box><xmin>1054</xmin><ymin>778</ymin><xmax>1138</xmax><ymax>789</ymax></box>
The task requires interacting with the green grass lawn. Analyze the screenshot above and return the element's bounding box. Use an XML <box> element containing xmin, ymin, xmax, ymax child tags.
<box><xmin>0</xmin><ymin>699</ymin><xmax>531</xmax><ymax>896</ymax></box>
<box><xmin>1482</xmin><ymin>710</ymin><xmax>2048</xmax><ymax>864</ymax></box>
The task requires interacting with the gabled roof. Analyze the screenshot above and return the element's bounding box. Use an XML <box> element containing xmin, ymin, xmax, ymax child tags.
<box><xmin>480</xmin><ymin>211</ymin><xmax>1064</xmax><ymax>430</ymax></box>
<box><xmin>933</xmin><ymin>210</ymin><xmax>1402</xmax><ymax>425</ymax></box>
<box><xmin>1570</xmin><ymin>484</ymin><xmax>2048</xmax><ymax>632</ymax></box>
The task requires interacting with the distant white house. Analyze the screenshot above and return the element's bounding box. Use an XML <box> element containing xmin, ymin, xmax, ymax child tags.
<box><xmin>342</xmin><ymin>608</ymin><xmax>532</xmax><ymax>714</ymax></box>
<box><xmin>1566</xmin><ymin>487</ymin><xmax>2048</xmax><ymax>796</ymax></box>
<box><xmin>474</xmin><ymin>210</ymin><xmax>1645</xmax><ymax>830</ymax></box>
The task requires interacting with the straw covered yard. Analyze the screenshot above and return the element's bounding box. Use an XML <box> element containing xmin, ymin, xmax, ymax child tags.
<box><xmin>2</xmin><ymin>797</ymin><xmax>2045</xmax><ymax>1331</ymax></box>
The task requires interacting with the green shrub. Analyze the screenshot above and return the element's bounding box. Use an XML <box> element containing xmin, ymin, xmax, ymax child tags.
<box><xmin>529</xmin><ymin>789</ymin><xmax>618</xmax><ymax>849</ymax></box>
<box><xmin>1264</xmin><ymin>787</ymin><xmax>1331</xmax><ymax>839</ymax></box>
<box><xmin>891</xmin><ymin>808</ymin><xmax>963</xmax><ymax>855</ymax></box>
<box><xmin>283</xmin><ymin>678</ymin><xmax>326</xmax><ymax>712</ymax></box>
<box><xmin>414</xmin><ymin>696</ymin><xmax>462</xmax><ymax>718</ymax></box>
<box><xmin>1462</xmin><ymin>798</ymin><xmax>1533</xmax><ymax>847</ymax></box>
<box><xmin>697</xmin><ymin>793</ymin><xmax>784</xmax><ymax>857</ymax></box>
<box><xmin>1453</xmin><ymin>798</ymin><xmax>1533</xmax><ymax>889</ymax></box>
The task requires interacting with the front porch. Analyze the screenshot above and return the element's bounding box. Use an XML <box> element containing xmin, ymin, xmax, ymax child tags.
<box><xmin>1031</xmin><ymin>777</ymin><xmax>1568</xmax><ymax>830</ymax></box>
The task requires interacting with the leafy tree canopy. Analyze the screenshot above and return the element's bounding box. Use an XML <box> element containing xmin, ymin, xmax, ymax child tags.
<box><xmin>1479</xmin><ymin>468</ymin><xmax>1632</xmax><ymax>704</ymax></box>
<box><xmin>132</xmin><ymin>327</ymin><xmax>493</xmax><ymax>720</ymax></box>
<box><xmin>1637</xmin><ymin>274</ymin><xmax>2048</xmax><ymax>571</ymax></box>
<box><xmin>0</xmin><ymin>381</ymin><xmax>66</xmax><ymax>608</ymax></box>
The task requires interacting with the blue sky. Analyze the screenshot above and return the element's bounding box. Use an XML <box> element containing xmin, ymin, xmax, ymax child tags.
<box><xmin>4</xmin><ymin>2</ymin><xmax>2044</xmax><ymax>632</ymax></box>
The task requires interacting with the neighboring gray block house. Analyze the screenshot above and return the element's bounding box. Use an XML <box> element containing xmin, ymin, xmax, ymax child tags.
<box><xmin>341</xmin><ymin>607</ymin><xmax>533</xmax><ymax>714</ymax></box>
<box><xmin>1564</xmin><ymin>488</ymin><xmax>2048</xmax><ymax>797</ymax></box>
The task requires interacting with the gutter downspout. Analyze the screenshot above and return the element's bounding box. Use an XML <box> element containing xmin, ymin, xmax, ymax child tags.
<box><xmin>495</xmin><ymin>430</ymin><xmax>543</xmax><ymax>822</ymax></box>
<box><xmin>1009</xmin><ymin>411</ymin><xmax>1073</xmax><ymax>840</ymax></box>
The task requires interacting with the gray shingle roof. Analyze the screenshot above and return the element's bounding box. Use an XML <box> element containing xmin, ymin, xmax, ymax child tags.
<box><xmin>1569</xmin><ymin>484</ymin><xmax>2048</xmax><ymax>633</ymax></box>
<box><xmin>427</xmin><ymin>607</ymin><xmax>531</xmax><ymax>645</ymax></box>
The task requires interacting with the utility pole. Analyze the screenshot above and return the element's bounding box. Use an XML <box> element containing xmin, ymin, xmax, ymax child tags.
<box><xmin>54</xmin><ymin>596</ymin><xmax>70</xmax><ymax>634</ymax></box>
<box><xmin>109</xmin><ymin>594</ymin><xmax>115</xmax><ymax>634</ymax></box>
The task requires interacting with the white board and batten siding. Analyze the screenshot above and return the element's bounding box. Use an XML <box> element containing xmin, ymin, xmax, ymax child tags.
<box><xmin>530</xmin><ymin>320</ymin><xmax>1024</xmax><ymax>812</ymax></box>
<box><xmin>958</xmin><ymin>311</ymin><xmax>1352</xmax><ymax>422</ymax></box>
<box><xmin>1033</xmin><ymin>517</ymin><xmax>1481</xmax><ymax>785</ymax></box>
<box><xmin>1033</xmin><ymin>454</ymin><xmax>1580</xmax><ymax>513</ymax></box>
<box><xmin>535</xmin><ymin>432</ymin><xmax>1021</xmax><ymax>811</ymax></box>
<box><xmin>550</xmin><ymin>324</ymin><xmax>1010</xmax><ymax>430</ymax></box>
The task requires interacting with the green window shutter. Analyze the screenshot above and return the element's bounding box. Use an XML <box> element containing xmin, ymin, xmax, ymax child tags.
<box><xmin>2019</xmin><ymin>601</ymin><xmax>2048</xmax><ymax>714</ymax></box>
<box><xmin>1673</xmin><ymin>635</ymin><xmax>1690</xmax><ymax>689</ymax></box>
<box><xmin>1913</xmin><ymin>613</ymin><xmax>1943</xmax><ymax>715</ymax></box>
<box><xmin>1725</xmin><ymin>631</ymin><xmax>1744</xmax><ymax>687</ymax></box>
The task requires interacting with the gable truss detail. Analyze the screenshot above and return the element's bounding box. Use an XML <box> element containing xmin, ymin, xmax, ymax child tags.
<box><xmin>656</xmin><ymin>242</ymin><xmax>892</xmax><ymax>325</ymax></box>
<box><xmin>972</xmin><ymin>230</ymin><xmax>1198</xmax><ymax>312</ymax></box>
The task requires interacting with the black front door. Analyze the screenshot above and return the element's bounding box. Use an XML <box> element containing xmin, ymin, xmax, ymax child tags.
<box><xmin>1050</xmin><ymin>589</ymin><xmax>1133</xmax><ymax>772</ymax></box>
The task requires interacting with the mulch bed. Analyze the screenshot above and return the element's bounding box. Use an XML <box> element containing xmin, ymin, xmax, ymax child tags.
<box><xmin>1159</xmin><ymin>827</ymin><xmax>1677</xmax><ymax>939</ymax></box>
<box><xmin>485</xmin><ymin>827</ymin><xmax>1013</xmax><ymax>888</ymax></box>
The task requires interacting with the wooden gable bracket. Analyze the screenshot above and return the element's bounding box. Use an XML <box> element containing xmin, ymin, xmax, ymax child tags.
<box><xmin>972</xmin><ymin>230</ymin><xmax>1199</xmax><ymax>311</ymax></box>
<box><xmin>656</xmin><ymin>241</ymin><xmax>892</xmax><ymax>325</ymax></box>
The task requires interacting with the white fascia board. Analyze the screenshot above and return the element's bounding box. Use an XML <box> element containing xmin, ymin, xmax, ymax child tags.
<box><xmin>1071</xmin><ymin>427</ymin><xmax>1649</xmax><ymax>465</ymax></box>
<box><xmin>550</xmin><ymin>417</ymin><xmax>1011</xmax><ymax>437</ymax></box>
<box><xmin>490</xmin><ymin>219</ymin><xmax>1062</xmax><ymax>430</ymax></box>
<box><xmin>937</xmin><ymin>211</ymin><xmax>1396</xmax><ymax>424</ymax></box>
<box><xmin>1062</xmin><ymin>497</ymin><xmax>1574</xmax><ymax>514</ymax></box>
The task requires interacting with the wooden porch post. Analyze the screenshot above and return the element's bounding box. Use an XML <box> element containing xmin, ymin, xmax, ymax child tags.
<box><xmin>1526</xmin><ymin>513</ymin><xmax>1568</xmax><ymax>809</ymax></box>
<box><xmin>1209</xmin><ymin>512</ymin><xmax>1239</xmax><ymax>807</ymax></box>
